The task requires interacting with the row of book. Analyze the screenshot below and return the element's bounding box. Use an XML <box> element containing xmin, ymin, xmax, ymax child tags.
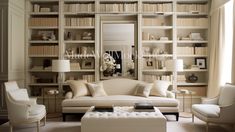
<box><xmin>142</xmin><ymin>32</ymin><xmax>171</xmax><ymax>41</ymax></box>
<box><xmin>64</xmin><ymin>3</ymin><xmax>95</xmax><ymax>13</ymax></box>
<box><xmin>143</xmin><ymin>18</ymin><xmax>171</xmax><ymax>26</ymax></box>
<box><xmin>65</xmin><ymin>17</ymin><xmax>95</xmax><ymax>27</ymax></box>
<box><xmin>100</xmin><ymin>3</ymin><xmax>138</xmax><ymax>12</ymax></box>
<box><xmin>177</xmin><ymin>75</ymin><xmax>186</xmax><ymax>82</ymax></box>
<box><xmin>29</xmin><ymin>18</ymin><xmax>58</xmax><ymax>27</ymax></box>
<box><xmin>66</xmin><ymin>46</ymin><xmax>95</xmax><ymax>55</ymax></box>
<box><xmin>177</xmin><ymin>47</ymin><xmax>207</xmax><ymax>55</ymax></box>
<box><xmin>32</xmin><ymin>4</ymin><xmax>58</xmax><ymax>13</ymax></box>
<box><xmin>29</xmin><ymin>46</ymin><xmax>59</xmax><ymax>56</ymax></box>
<box><xmin>177</xmin><ymin>18</ymin><xmax>208</xmax><ymax>27</ymax></box>
<box><xmin>70</xmin><ymin>62</ymin><xmax>81</xmax><ymax>70</ymax></box>
<box><xmin>143</xmin><ymin>74</ymin><xmax>173</xmax><ymax>83</ymax></box>
<box><xmin>142</xmin><ymin>3</ymin><xmax>172</xmax><ymax>12</ymax></box>
<box><xmin>177</xmin><ymin>4</ymin><xmax>208</xmax><ymax>13</ymax></box>
<box><xmin>82</xmin><ymin>75</ymin><xmax>95</xmax><ymax>82</ymax></box>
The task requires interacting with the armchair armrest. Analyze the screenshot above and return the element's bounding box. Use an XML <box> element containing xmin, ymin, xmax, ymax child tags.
<box><xmin>201</xmin><ymin>96</ymin><xmax>219</xmax><ymax>104</ymax></box>
<box><xmin>65</xmin><ymin>91</ymin><xmax>73</xmax><ymax>99</ymax></box>
<box><xmin>166</xmin><ymin>91</ymin><xmax>175</xmax><ymax>98</ymax></box>
<box><xmin>7</xmin><ymin>98</ymin><xmax>29</xmax><ymax>121</ymax></box>
<box><xmin>219</xmin><ymin>103</ymin><xmax>235</xmax><ymax>122</ymax></box>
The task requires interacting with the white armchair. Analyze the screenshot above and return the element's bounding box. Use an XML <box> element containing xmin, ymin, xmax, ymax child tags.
<box><xmin>4</xmin><ymin>81</ymin><xmax>46</xmax><ymax>132</ymax></box>
<box><xmin>192</xmin><ymin>84</ymin><xmax>235</xmax><ymax>132</ymax></box>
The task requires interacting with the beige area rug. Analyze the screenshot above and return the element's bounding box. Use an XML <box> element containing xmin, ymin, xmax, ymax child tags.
<box><xmin>0</xmin><ymin>116</ymin><xmax>231</xmax><ymax>132</ymax></box>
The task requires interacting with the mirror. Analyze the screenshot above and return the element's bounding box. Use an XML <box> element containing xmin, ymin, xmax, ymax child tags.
<box><xmin>101</xmin><ymin>22</ymin><xmax>137</xmax><ymax>79</ymax></box>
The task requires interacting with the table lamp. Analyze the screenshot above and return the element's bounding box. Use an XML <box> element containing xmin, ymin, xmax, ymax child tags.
<box><xmin>52</xmin><ymin>59</ymin><xmax>70</xmax><ymax>83</ymax></box>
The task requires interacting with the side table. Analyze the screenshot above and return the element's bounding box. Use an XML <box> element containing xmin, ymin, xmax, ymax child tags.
<box><xmin>46</xmin><ymin>89</ymin><xmax>61</xmax><ymax>118</ymax></box>
<box><xmin>174</xmin><ymin>90</ymin><xmax>196</xmax><ymax>118</ymax></box>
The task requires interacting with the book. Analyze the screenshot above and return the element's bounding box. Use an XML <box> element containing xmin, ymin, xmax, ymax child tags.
<box><xmin>93</xmin><ymin>106</ymin><xmax>113</xmax><ymax>112</ymax></box>
<box><xmin>134</xmin><ymin>102</ymin><xmax>154</xmax><ymax>109</ymax></box>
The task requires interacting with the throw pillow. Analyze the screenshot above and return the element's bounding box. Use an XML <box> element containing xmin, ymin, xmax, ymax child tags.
<box><xmin>87</xmin><ymin>82</ymin><xmax>107</xmax><ymax>97</ymax></box>
<box><xmin>150</xmin><ymin>80</ymin><xmax>170</xmax><ymax>97</ymax></box>
<box><xmin>67</xmin><ymin>80</ymin><xmax>90</xmax><ymax>98</ymax></box>
<box><xmin>134</xmin><ymin>83</ymin><xmax>152</xmax><ymax>97</ymax></box>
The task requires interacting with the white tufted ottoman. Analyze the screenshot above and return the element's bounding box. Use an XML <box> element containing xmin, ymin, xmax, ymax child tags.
<box><xmin>81</xmin><ymin>106</ymin><xmax>166</xmax><ymax>132</ymax></box>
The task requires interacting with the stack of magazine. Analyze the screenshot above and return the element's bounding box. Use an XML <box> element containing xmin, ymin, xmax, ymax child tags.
<box><xmin>134</xmin><ymin>103</ymin><xmax>155</xmax><ymax>112</ymax></box>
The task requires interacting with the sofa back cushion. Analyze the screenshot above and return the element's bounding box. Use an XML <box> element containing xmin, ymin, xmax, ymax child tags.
<box><xmin>102</xmin><ymin>78</ymin><xmax>140</xmax><ymax>95</ymax></box>
<box><xmin>218</xmin><ymin>84</ymin><xmax>235</xmax><ymax>106</ymax></box>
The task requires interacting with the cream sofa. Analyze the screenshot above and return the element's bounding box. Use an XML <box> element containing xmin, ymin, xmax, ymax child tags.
<box><xmin>62</xmin><ymin>79</ymin><xmax>179</xmax><ymax>121</ymax></box>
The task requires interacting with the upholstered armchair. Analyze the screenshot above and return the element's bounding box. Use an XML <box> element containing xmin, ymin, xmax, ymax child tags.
<box><xmin>4</xmin><ymin>81</ymin><xmax>46</xmax><ymax>132</ymax></box>
<box><xmin>192</xmin><ymin>84</ymin><xmax>235</xmax><ymax>132</ymax></box>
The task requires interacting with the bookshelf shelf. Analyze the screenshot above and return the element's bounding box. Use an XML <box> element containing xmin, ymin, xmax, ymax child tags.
<box><xmin>142</xmin><ymin>26</ymin><xmax>173</xmax><ymax>29</ymax></box>
<box><xmin>28</xmin><ymin>83</ymin><xmax>59</xmax><ymax>86</ymax></box>
<box><xmin>177</xmin><ymin>55</ymin><xmax>207</xmax><ymax>58</ymax></box>
<box><xmin>142</xmin><ymin>69</ymin><xmax>171</xmax><ymax>72</ymax></box>
<box><xmin>177</xmin><ymin>40</ymin><xmax>208</xmax><ymax>43</ymax></box>
<box><xmin>64</xmin><ymin>40</ymin><xmax>95</xmax><ymax>44</ymax></box>
<box><xmin>176</xmin><ymin>26</ymin><xmax>208</xmax><ymax>29</ymax></box>
<box><xmin>176</xmin><ymin>12</ymin><xmax>208</xmax><ymax>17</ymax></box>
<box><xmin>143</xmin><ymin>54</ymin><xmax>173</xmax><ymax>58</ymax></box>
<box><xmin>177</xmin><ymin>82</ymin><xmax>208</xmax><ymax>86</ymax></box>
<box><xmin>142</xmin><ymin>40</ymin><xmax>173</xmax><ymax>44</ymax></box>
<box><xmin>29</xmin><ymin>55</ymin><xmax>59</xmax><ymax>58</ymax></box>
<box><xmin>29</xmin><ymin>41</ymin><xmax>59</xmax><ymax>43</ymax></box>
<box><xmin>70</xmin><ymin>69</ymin><xmax>95</xmax><ymax>72</ymax></box>
<box><xmin>29</xmin><ymin>26</ymin><xmax>58</xmax><ymax>29</ymax></box>
<box><xmin>64</xmin><ymin>12</ymin><xmax>95</xmax><ymax>15</ymax></box>
<box><xmin>30</xmin><ymin>12</ymin><xmax>59</xmax><ymax>15</ymax></box>
<box><xmin>29</xmin><ymin>70</ymin><xmax>52</xmax><ymax>72</ymax></box>
<box><xmin>64</xmin><ymin>54</ymin><xmax>96</xmax><ymax>58</ymax></box>
<box><xmin>64</xmin><ymin>26</ymin><xmax>95</xmax><ymax>29</ymax></box>
<box><xmin>178</xmin><ymin>69</ymin><xmax>208</xmax><ymax>72</ymax></box>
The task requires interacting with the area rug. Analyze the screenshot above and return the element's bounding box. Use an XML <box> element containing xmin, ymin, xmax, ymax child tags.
<box><xmin>0</xmin><ymin>116</ymin><xmax>231</xmax><ymax>132</ymax></box>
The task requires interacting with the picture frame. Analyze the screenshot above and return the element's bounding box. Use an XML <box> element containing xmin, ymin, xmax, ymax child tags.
<box><xmin>82</xmin><ymin>59</ymin><xmax>94</xmax><ymax>69</ymax></box>
<box><xmin>195</xmin><ymin>58</ymin><xmax>207</xmax><ymax>69</ymax></box>
<box><xmin>144</xmin><ymin>58</ymin><xmax>155</xmax><ymax>69</ymax></box>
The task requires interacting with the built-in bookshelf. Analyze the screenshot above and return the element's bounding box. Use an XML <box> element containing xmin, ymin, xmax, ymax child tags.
<box><xmin>26</xmin><ymin>0</ymin><xmax>210</xmax><ymax>112</ymax></box>
<box><xmin>62</xmin><ymin>0</ymin><xmax>96</xmax><ymax>95</ymax></box>
<box><xmin>176</xmin><ymin>0</ymin><xmax>209</xmax><ymax>98</ymax></box>
<box><xmin>26</xmin><ymin>0</ymin><xmax>60</xmax><ymax>113</ymax></box>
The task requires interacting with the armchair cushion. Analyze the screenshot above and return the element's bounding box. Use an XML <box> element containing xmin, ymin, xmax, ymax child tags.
<box><xmin>29</xmin><ymin>105</ymin><xmax>46</xmax><ymax>116</ymax></box>
<box><xmin>218</xmin><ymin>84</ymin><xmax>235</xmax><ymax>106</ymax></box>
<box><xmin>192</xmin><ymin>104</ymin><xmax>220</xmax><ymax>118</ymax></box>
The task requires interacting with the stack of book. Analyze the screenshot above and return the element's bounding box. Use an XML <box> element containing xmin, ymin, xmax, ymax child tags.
<box><xmin>177</xmin><ymin>4</ymin><xmax>208</xmax><ymax>13</ymax></box>
<box><xmin>134</xmin><ymin>103</ymin><xmax>155</xmax><ymax>112</ymax></box>
<box><xmin>93</xmin><ymin>106</ymin><xmax>113</xmax><ymax>112</ymax></box>
<box><xmin>29</xmin><ymin>18</ymin><xmax>58</xmax><ymax>27</ymax></box>
<box><xmin>143</xmin><ymin>75</ymin><xmax>173</xmax><ymax>83</ymax></box>
<box><xmin>142</xmin><ymin>3</ymin><xmax>172</xmax><ymax>12</ymax></box>
<box><xmin>82</xmin><ymin>75</ymin><xmax>95</xmax><ymax>82</ymax></box>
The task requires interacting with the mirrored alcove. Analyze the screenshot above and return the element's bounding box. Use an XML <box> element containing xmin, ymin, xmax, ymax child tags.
<box><xmin>100</xmin><ymin>16</ymin><xmax>138</xmax><ymax>79</ymax></box>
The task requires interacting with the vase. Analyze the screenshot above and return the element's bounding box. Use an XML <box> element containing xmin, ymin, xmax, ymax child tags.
<box><xmin>188</xmin><ymin>74</ymin><xmax>198</xmax><ymax>83</ymax></box>
<box><xmin>103</xmin><ymin>69</ymin><xmax>113</xmax><ymax>77</ymax></box>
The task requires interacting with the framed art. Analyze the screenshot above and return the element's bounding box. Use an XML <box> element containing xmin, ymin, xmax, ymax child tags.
<box><xmin>195</xmin><ymin>58</ymin><xmax>207</xmax><ymax>69</ymax></box>
<box><xmin>82</xmin><ymin>59</ymin><xmax>94</xmax><ymax>69</ymax></box>
<box><xmin>144</xmin><ymin>58</ymin><xmax>154</xmax><ymax>69</ymax></box>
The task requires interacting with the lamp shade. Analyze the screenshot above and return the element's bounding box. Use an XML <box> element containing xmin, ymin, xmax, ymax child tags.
<box><xmin>52</xmin><ymin>60</ymin><xmax>70</xmax><ymax>72</ymax></box>
<box><xmin>165</xmin><ymin>59</ymin><xmax>184</xmax><ymax>71</ymax></box>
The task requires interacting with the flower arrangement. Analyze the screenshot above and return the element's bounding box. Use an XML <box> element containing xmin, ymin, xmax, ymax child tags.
<box><xmin>100</xmin><ymin>53</ymin><xmax>116</xmax><ymax>76</ymax></box>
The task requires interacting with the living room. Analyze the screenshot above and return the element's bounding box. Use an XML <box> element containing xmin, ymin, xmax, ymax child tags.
<box><xmin>0</xmin><ymin>0</ymin><xmax>234</xmax><ymax>132</ymax></box>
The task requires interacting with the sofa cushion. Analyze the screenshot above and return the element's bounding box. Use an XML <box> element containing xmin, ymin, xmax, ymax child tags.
<box><xmin>87</xmin><ymin>82</ymin><xmax>107</xmax><ymax>97</ymax></box>
<box><xmin>134</xmin><ymin>83</ymin><xmax>152</xmax><ymax>97</ymax></box>
<box><xmin>67</xmin><ymin>80</ymin><xmax>90</xmax><ymax>98</ymax></box>
<box><xmin>192</xmin><ymin>104</ymin><xmax>220</xmax><ymax>118</ymax></box>
<box><xmin>62</xmin><ymin>95</ymin><xmax>179</xmax><ymax>107</ymax></box>
<box><xmin>151</xmin><ymin>80</ymin><xmax>171</xmax><ymax>97</ymax></box>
